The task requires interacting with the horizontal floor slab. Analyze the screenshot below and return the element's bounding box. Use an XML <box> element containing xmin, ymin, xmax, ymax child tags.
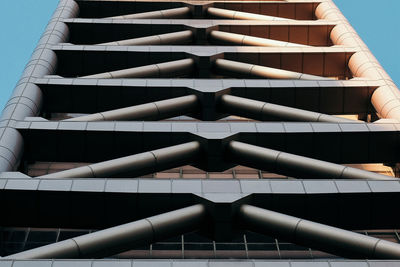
<box><xmin>35</xmin><ymin>77</ymin><xmax>379</xmax><ymax>88</ymax></box>
<box><xmin>65</xmin><ymin>19</ymin><xmax>335</xmax><ymax>46</ymax></box>
<box><xmin>0</xmin><ymin>259</ymin><xmax>396</xmax><ymax>267</ymax></box>
<box><xmin>50</xmin><ymin>47</ymin><xmax>355</xmax><ymax>80</ymax></box>
<box><xmin>63</xmin><ymin>18</ymin><xmax>337</xmax><ymax>26</ymax></box>
<box><xmin>13</xmin><ymin>121</ymin><xmax>400</xmax><ymax>164</ymax></box>
<box><xmin>1</xmin><ymin>178</ymin><xmax>400</xmax><ymax>194</ymax></box>
<box><xmin>52</xmin><ymin>44</ymin><xmax>357</xmax><ymax>54</ymax></box>
<box><xmin>35</xmin><ymin>78</ymin><xmax>376</xmax><ymax>115</ymax></box>
<box><xmin>0</xmin><ymin>178</ymin><xmax>400</xmax><ymax>229</ymax></box>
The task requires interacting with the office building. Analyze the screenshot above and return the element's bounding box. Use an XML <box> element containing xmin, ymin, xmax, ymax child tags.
<box><xmin>1</xmin><ymin>0</ymin><xmax>400</xmax><ymax>266</ymax></box>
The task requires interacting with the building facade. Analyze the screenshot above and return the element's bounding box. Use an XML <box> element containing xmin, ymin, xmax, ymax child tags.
<box><xmin>1</xmin><ymin>0</ymin><xmax>400</xmax><ymax>266</ymax></box>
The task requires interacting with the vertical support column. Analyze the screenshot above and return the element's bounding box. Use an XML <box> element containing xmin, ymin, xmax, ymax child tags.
<box><xmin>316</xmin><ymin>0</ymin><xmax>400</xmax><ymax>121</ymax></box>
<box><xmin>0</xmin><ymin>0</ymin><xmax>79</xmax><ymax>172</ymax></box>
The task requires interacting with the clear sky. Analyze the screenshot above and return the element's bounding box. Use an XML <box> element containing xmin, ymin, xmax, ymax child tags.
<box><xmin>0</xmin><ymin>0</ymin><xmax>399</xmax><ymax>112</ymax></box>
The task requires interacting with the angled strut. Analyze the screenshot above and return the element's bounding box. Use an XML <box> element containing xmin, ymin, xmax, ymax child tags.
<box><xmin>5</xmin><ymin>204</ymin><xmax>206</xmax><ymax>259</ymax></box>
<box><xmin>215</xmin><ymin>59</ymin><xmax>334</xmax><ymax>80</ymax></box>
<box><xmin>64</xmin><ymin>94</ymin><xmax>199</xmax><ymax>122</ymax></box>
<box><xmin>207</xmin><ymin>7</ymin><xmax>293</xmax><ymax>21</ymax></box>
<box><xmin>38</xmin><ymin>141</ymin><xmax>201</xmax><ymax>178</ymax></box>
<box><xmin>210</xmin><ymin>30</ymin><xmax>309</xmax><ymax>47</ymax></box>
<box><xmin>98</xmin><ymin>30</ymin><xmax>193</xmax><ymax>46</ymax></box>
<box><xmin>219</xmin><ymin>94</ymin><xmax>355</xmax><ymax>123</ymax></box>
<box><xmin>81</xmin><ymin>58</ymin><xmax>194</xmax><ymax>79</ymax></box>
<box><xmin>240</xmin><ymin>204</ymin><xmax>400</xmax><ymax>259</ymax></box>
<box><xmin>105</xmin><ymin>7</ymin><xmax>191</xmax><ymax>19</ymax></box>
<box><xmin>227</xmin><ymin>141</ymin><xmax>394</xmax><ymax>180</ymax></box>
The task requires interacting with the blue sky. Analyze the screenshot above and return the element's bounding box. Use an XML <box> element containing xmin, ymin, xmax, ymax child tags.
<box><xmin>0</xmin><ymin>0</ymin><xmax>399</xmax><ymax>112</ymax></box>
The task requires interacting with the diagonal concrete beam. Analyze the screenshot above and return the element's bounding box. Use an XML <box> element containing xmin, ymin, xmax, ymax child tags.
<box><xmin>210</xmin><ymin>30</ymin><xmax>309</xmax><ymax>47</ymax></box>
<box><xmin>215</xmin><ymin>59</ymin><xmax>334</xmax><ymax>80</ymax></box>
<box><xmin>219</xmin><ymin>94</ymin><xmax>355</xmax><ymax>123</ymax></box>
<box><xmin>80</xmin><ymin>58</ymin><xmax>195</xmax><ymax>79</ymax></box>
<box><xmin>207</xmin><ymin>7</ymin><xmax>293</xmax><ymax>21</ymax></box>
<box><xmin>5</xmin><ymin>204</ymin><xmax>206</xmax><ymax>259</ymax></box>
<box><xmin>240</xmin><ymin>204</ymin><xmax>400</xmax><ymax>259</ymax></box>
<box><xmin>38</xmin><ymin>141</ymin><xmax>201</xmax><ymax>178</ymax></box>
<box><xmin>98</xmin><ymin>30</ymin><xmax>193</xmax><ymax>46</ymax></box>
<box><xmin>64</xmin><ymin>94</ymin><xmax>199</xmax><ymax>122</ymax></box>
<box><xmin>227</xmin><ymin>141</ymin><xmax>394</xmax><ymax>180</ymax></box>
<box><xmin>105</xmin><ymin>7</ymin><xmax>191</xmax><ymax>19</ymax></box>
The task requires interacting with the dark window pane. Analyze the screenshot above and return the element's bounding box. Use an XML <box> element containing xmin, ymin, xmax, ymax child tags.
<box><xmin>58</xmin><ymin>230</ymin><xmax>90</xmax><ymax>241</ymax></box>
<box><xmin>5</xmin><ymin>230</ymin><xmax>28</xmax><ymax>242</ymax></box>
<box><xmin>245</xmin><ymin>232</ymin><xmax>275</xmax><ymax>243</ymax></box>
<box><xmin>215</xmin><ymin>243</ymin><xmax>245</xmax><ymax>250</ymax></box>
<box><xmin>24</xmin><ymin>242</ymin><xmax>51</xmax><ymax>250</ymax></box>
<box><xmin>247</xmin><ymin>243</ymin><xmax>277</xmax><ymax>251</ymax></box>
<box><xmin>185</xmin><ymin>232</ymin><xmax>213</xmax><ymax>242</ymax></box>
<box><xmin>152</xmin><ymin>243</ymin><xmax>181</xmax><ymax>250</ymax></box>
<box><xmin>27</xmin><ymin>230</ymin><xmax>58</xmax><ymax>243</ymax></box>
<box><xmin>185</xmin><ymin>243</ymin><xmax>214</xmax><ymax>251</ymax></box>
